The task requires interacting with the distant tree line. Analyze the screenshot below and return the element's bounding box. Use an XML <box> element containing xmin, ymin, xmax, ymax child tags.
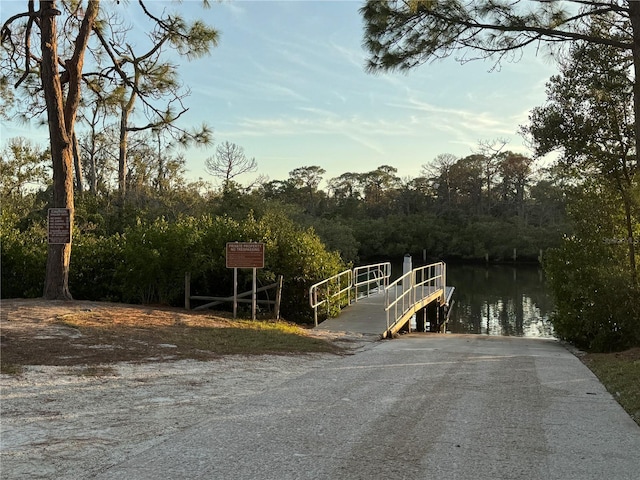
<box><xmin>1</xmin><ymin>134</ymin><xmax>569</xmax><ymax>257</ymax></box>
<box><xmin>254</xmin><ymin>151</ymin><xmax>567</xmax><ymax>264</ymax></box>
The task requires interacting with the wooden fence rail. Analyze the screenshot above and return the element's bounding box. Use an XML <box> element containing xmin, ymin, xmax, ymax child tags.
<box><xmin>185</xmin><ymin>273</ymin><xmax>283</xmax><ymax>319</ymax></box>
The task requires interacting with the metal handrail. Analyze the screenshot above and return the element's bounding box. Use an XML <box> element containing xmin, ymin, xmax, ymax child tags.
<box><xmin>309</xmin><ymin>269</ymin><xmax>353</xmax><ymax>327</ymax></box>
<box><xmin>385</xmin><ymin>262</ymin><xmax>446</xmax><ymax>334</ymax></box>
<box><xmin>385</xmin><ymin>270</ymin><xmax>414</xmax><ymax>332</ymax></box>
<box><xmin>353</xmin><ymin>262</ymin><xmax>391</xmax><ymax>301</ymax></box>
<box><xmin>412</xmin><ymin>262</ymin><xmax>445</xmax><ymax>304</ymax></box>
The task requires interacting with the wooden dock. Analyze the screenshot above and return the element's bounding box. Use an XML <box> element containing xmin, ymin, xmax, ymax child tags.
<box><xmin>315</xmin><ymin>285</ymin><xmax>455</xmax><ymax>338</ymax></box>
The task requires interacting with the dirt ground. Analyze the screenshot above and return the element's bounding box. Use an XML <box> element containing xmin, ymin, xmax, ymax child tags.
<box><xmin>0</xmin><ymin>298</ymin><xmax>373</xmax><ymax>479</ymax></box>
<box><xmin>0</xmin><ymin>298</ymin><xmax>346</xmax><ymax>366</ymax></box>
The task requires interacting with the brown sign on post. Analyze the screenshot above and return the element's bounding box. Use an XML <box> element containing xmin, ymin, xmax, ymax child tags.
<box><xmin>226</xmin><ymin>242</ymin><xmax>265</xmax><ymax>269</ymax></box>
<box><xmin>48</xmin><ymin>208</ymin><xmax>71</xmax><ymax>244</ymax></box>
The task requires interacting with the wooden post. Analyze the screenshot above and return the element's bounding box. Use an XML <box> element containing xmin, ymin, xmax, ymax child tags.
<box><xmin>252</xmin><ymin>267</ymin><xmax>257</xmax><ymax>320</ymax></box>
<box><xmin>233</xmin><ymin>268</ymin><xmax>238</xmax><ymax>319</ymax></box>
<box><xmin>274</xmin><ymin>275</ymin><xmax>283</xmax><ymax>320</ymax></box>
<box><xmin>185</xmin><ymin>272</ymin><xmax>191</xmax><ymax>310</ymax></box>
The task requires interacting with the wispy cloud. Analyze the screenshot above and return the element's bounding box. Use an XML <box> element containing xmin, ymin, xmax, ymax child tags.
<box><xmin>219</xmin><ymin>0</ymin><xmax>246</xmax><ymax>18</ymax></box>
<box><xmin>0</xmin><ymin>0</ymin><xmax>558</xmax><ymax>183</ymax></box>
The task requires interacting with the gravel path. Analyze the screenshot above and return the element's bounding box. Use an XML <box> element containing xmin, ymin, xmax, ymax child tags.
<box><xmin>1</xmin><ymin>354</ymin><xmax>341</xmax><ymax>479</ymax></box>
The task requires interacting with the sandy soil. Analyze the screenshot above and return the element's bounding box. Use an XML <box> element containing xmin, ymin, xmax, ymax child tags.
<box><xmin>0</xmin><ymin>299</ymin><xmax>374</xmax><ymax>479</ymax></box>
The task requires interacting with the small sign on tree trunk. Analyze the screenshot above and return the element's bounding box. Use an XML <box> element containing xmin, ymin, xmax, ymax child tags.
<box><xmin>47</xmin><ymin>208</ymin><xmax>71</xmax><ymax>244</ymax></box>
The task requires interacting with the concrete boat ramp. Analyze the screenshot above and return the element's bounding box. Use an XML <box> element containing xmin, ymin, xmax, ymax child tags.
<box><xmin>93</xmin><ymin>334</ymin><xmax>640</xmax><ymax>480</ymax></box>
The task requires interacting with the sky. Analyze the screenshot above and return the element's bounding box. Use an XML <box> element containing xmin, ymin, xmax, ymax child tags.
<box><xmin>1</xmin><ymin>0</ymin><xmax>561</xmax><ymax>187</ymax></box>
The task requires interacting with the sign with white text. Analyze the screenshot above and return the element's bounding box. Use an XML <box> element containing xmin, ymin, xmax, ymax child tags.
<box><xmin>226</xmin><ymin>242</ymin><xmax>265</xmax><ymax>269</ymax></box>
<box><xmin>48</xmin><ymin>208</ymin><xmax>71</xmax><ymax>244</ymax></box>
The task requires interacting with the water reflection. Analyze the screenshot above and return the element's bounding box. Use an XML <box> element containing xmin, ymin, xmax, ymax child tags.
<box><xmin>446</xmin><ymin>264</ymin><xmax>555</xmax><ymax>338</ymax></box>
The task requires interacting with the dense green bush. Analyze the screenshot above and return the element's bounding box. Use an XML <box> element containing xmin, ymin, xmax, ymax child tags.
<box><xmin>544</xmin><ymin>182</ymin><xmax>640</xmax><ymax>352</ymax></box>
<box><xmin>189</xmin><ymin>211</ymin><xmax>346</xmax><ymax>322</ymax></box>
<box><xmin>259</xmin><ymin>212</ymin><xmax>346</xmax><ymax>322</ymax></box>
<box><xmin>2</xmin><ymin>209</ymin><xmax>347</xmax><ymax>323</ymax></box>
<box><xmin>118</xmin><ymin>217</ymin><xmax>210</xmax><ymax>304</ymax></box>
<box><xmin>0</xmin><ymin>217</ymin><xmax>47</xmax><ymax>298</ymax></box>
<box><xmin>351</xmin><ymin>213</ymin><xmax>552</xmax><ymax>263</ymax></box>
<box><xmin>545</xmin><ymin>236</ymin><xmax>640</xmax><ymax>351</ymax></box>
<box><xmin>70</xmin><ymin>232</ymin><xmax>125</xmax><ymax>301</ymax></box>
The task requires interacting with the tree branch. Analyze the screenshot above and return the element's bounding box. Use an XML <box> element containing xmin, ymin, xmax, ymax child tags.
<box><xmin>125</xmin><ymin>105</ymin><xmax>188</xmax><ymax>132</ymax></box>
<box><xmin>3</xmin><ymin>2</ymin><xmax>40</xmax><ymax>88</ymax></box>
<box><xmin>426</xmin><ymin>6</ymin><xmax>631</xmax><ymax>50</ymax></box>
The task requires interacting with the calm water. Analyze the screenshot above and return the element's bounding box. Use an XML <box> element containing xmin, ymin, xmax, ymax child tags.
<box><xmin>445</xmin><ymin>264</ymin><xmax>555</xmax><ymax>338</ymax></box>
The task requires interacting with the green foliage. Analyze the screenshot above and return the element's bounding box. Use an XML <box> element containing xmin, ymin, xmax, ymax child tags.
<box><xmin>1</xmin><ymin>131</ymin><xmax>569</xmax><ymax>324</ymax></box>
<box><xmin>251</xmin><ymin>211</ymin><xmax>347</xmax><ymax>322</ymax></box>
<box><xmin>2</xmin><ymin>209</ymin><xmax>346</xmax><ymax>323</ymax></box>
<box><xmin>360</xmin><ymin>0</ymin><xmax>631</xmax><ymax>73</ymax></box>
<box><xmin>73</xmin><ymin>215</ymin><xmax>238</xmax><ymax>306</ymax></box>
<box><xmin>307</xmin><ymin>218</ymin><xmax>360</xmax><ymax>264</ymax></box>
<box><xmin>544</xmin><ymin>183</ymin><xmax>640</xmax><ymax>351</ymax></box>
<box><xmin>525</xmin><ymin>29</ymin><xmax>640</xmax><ymax>351</ymax></box>
<box><xmin>73</xmin><ymin>182</ymin><xmax>214</xmax><ymax>236</ymax></box>
<box><xmin>0</xmin><ymin>219</ymin><xmax>47</xmax><ymax>298</ymax></box>
<box><xmin>349</xmin><ymin>213</ymin><xmax>553</xmax><ymax>263</ymax></box>
<box><xmin>0</xmin><ymin>138</ymin><xmax>49</xmax><ymax>200</ymax></box>
<box><xmin>117</xmin><ymin>218</ymin><xmax>203</xmax><ymax>304</ymax></box>
<box><xmin>70</xmin><ymin>233</ymin><xmax>125</xmax><ymax>301</ymax></box>
<box><xmin>183</xmin><ymin>215</ymin><xmax>244</xmax><ymax>302</ymax></box>
<box><xmin>0</xmin><ymin>139</ymin><xmax>51</xmax><ymax>231</ymax></box>
<box><xmin>545</xmin><ymin>237</ymin><xmax>640</xmax><ymax>352</ymax></box>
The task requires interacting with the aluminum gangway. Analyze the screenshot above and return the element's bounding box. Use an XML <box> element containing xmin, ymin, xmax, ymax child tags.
<box><xmin>311</xmin><ymin>261</ymin><xmax>454</xmax><ymax>338</ymax></box>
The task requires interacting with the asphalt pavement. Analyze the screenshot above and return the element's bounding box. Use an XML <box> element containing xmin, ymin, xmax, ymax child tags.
<box><xmin>95</xmin><ymin>334</ymin><xmax>640</xmax><ymax>480</ymax></box>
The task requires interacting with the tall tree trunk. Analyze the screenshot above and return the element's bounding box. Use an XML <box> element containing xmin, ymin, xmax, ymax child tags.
<box><xmin>118</xmin><ymin>91</ymin><xmax>137</xmax><ymax>199</ymax></box>
<box><xmin>485</xmin><ymin>163</ymin><xmax>492</xmax><ymax>215</ymax></box>
<box><xmin>630</xmin><ymin>4</ymin><xmax>640</xmax><ymax>168</ymax></box>
<box><xmin>622</xmin><ymin>193</ymin><xmax>637</xmax><ymax>283</ymax></box>
<box><xmin>41</xmin><ymin>2</ymin><xmax>74</xmax><ymax>300</ymax></box>
<box><xmin>614</xmin><ymin>169</ymin><xmax>638</xmax><ymax>284</ymax></box>
<box><xmin>620</xmin><ymin>1</ymin><xmax>640</xmax><ymax>294</ymax></box>
<box><xmin>155</xmin><ymin>128</ymin><xmax>165</xmax><ymax>192</ymax></box>
<box><xmin>89</xmin><ymin>131</ymin><xmax>97</xmax><ymax>194</ymax></box>
<box><xmin>87</xmin><ymin>106</ymin><xmax>99</xmax><ymax>194</ymax></box>
<box><xmin>41</xmin><ymin>0</ymin><xmax>99</xmax><ymax>299</ymax></box>
<box><xmin>118</xmin><ymin>108</ymin><xmax>128</xmax><ymax>198</ymax></box>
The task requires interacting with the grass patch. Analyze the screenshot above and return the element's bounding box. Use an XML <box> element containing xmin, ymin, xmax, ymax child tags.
<box><xmin>176</xmin><ymin>323</ymin><xmax>339</xmax><ymax>355</ymax></box>
<box><xmin>1</xmin><ymin>305</ymin><xmax>343</xmax><ymax>368</ymax></box>
<box><xmin>582</xmin><ymin>348</ymin><xmax>640</xmax><ymax>426</ymax></box>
